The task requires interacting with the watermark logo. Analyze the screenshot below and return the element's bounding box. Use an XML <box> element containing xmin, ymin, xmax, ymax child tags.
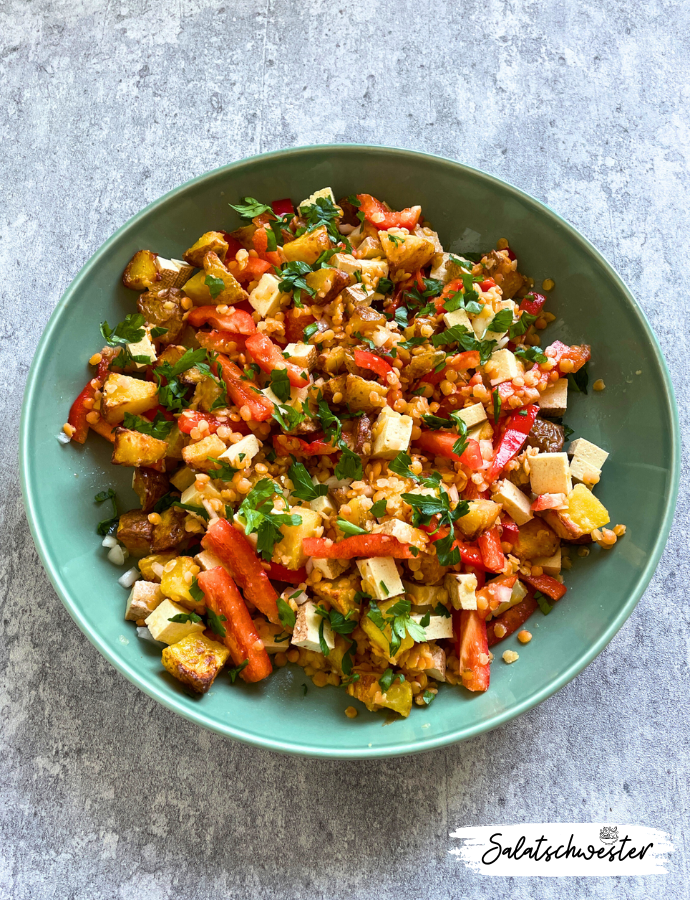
<box><xmin>449</xmin><ymin>823</ymin><xmax>673</xmax><ymax>876</ymax></box>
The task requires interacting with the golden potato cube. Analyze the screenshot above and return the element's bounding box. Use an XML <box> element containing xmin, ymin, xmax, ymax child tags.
<box><xmin>162</xmin><ymin>633</ymin><xmax>230</xmax><ymax>694</ymax></box>
<box><xmin>112</xmin><ymin>428</ymin><xmax>168</xmax><ymax>467</ymax></box>
<box><xmin>181</xmin><ymin>251</ymin><xmax>247</xmax><ymax>306</ymax></box>
<box><xmin>513</xmin><ymin>518</ymin><xmax>560</xmax><ymax>561</ymax></box>
<box><xmin>170</xmin><ymin>466</ymin><xmax>196</xmax><ymax>492</ymax></box>
<box><xmin>160</xmin><ymin>556</ymin><xmax>204</xmax><ymax>612</ymax></box>
<box><xmin>138</xmin><ymin>551</ymin><xmax>177</xmax><ymax>581</ymax></box>
<box><xmin>312</xmin><ymin>574</ymin><xmax>360</xmax><ymax>616</ymax></box>
<box><xmin>272</xmin><ymin>507</ymin><xmax>321</xmax><ymax>569</ymax></box>
<box><xmin>282</xmin><ymin>225</ymin><xmax>331</xmax><ymax>264</ymax></box>
<box><xmin>565</xmin><ymin>484</ymin><xmax>610</xmax><ymax>533</ymax></box>
<box><xmin>101</xmin><ymin>373</ymin><xmax>158</xmax><ymax>425</ymax></box>
<box><xmin>137</xmin><ymin>288</ymin><xmax>186</xmax><ymax>344</ymax></box>
<box><xmin>342</xmin><ymin>374</ymin><xmax>388</xmax><ymax>412</ymax></box>
<box><xmin>192</xmin><ymin>376</ymin><xmax>224</xmax><ymax>412</ymax></box>
<box><xmin>379</xmin><ymin>231</ymin><xmax>435</xmax><ymax>272</ymax></box>
<box><xmin>183</xmin><ymin>231</ymin><xmax>229</xmax><ymax>267</ymax></box>
<box><xmin>456</xmin><ymin>500</ymin><xmax>501</xmax><ymax>540</ymax></box>
<box><xmin>163</xmin><ymin>423</ymin><xmax>186</xmax><ymax>460</ymax></box>
<box><xmin>122</xmin><ymin>250</ymin><xmax>160</xmax><ymax>291</ymax></box>
<box><xmin>305</xmin><ymin>267</ymin><xmax>351</xmax><ymax>304</ymax></box>
<box><xmin>181</xmin><ymin>434</ymin><xmax>227</xmax><ymax>471</ymax></box>
<box><xmin>347</xmin><ymin>671</ymin><xmax>413</xmax><ymax>717</ymax></box>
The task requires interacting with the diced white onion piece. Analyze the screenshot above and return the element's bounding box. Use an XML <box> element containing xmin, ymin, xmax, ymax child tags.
<box><xmin>495</xmin><ymin>335</ymin><xmax>511</xmax><ymax>350</ymax></box>
<box><xmin>446</xmin><ymin>484</ymin><xmax>459</xmax><ymax>503</ymax></box>
<box><xmin>136</xmin><ymin>626</ymin><xmax>163</xmax><ymax>644</ymax></box>
<box><xmin>56</xmin><ymin>432</ymin><xmax>71</xmax><ymax>445</ymax></box>
<box><xmin>102</xmin><ymin>535</ymin><xmax>119</xmax><ymax>549</ymax></box>
<box><xmin>151</xmin><ymin>562</ymin><xmax>165</xmax><ymax>579</ymax></box>
<box><xmin>118</xmin><ymin>567</ymin><xmax>140</xmax><ymax>589</ymax></box>
<box><xmin>305</xmin><ymin>558</ymin><xmax>314</xmax><ymax>575</ymax></box>
<box><xmin>107</xmin><ymin>544</ymin><xmax>126</xmax><ymax>566</ymax></box>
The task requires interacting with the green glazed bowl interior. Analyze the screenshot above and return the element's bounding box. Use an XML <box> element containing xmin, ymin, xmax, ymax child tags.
<box><xmin>20</xmin><ymin>146</ymin><xmax>679</xmax><ymax>758</ymax></box>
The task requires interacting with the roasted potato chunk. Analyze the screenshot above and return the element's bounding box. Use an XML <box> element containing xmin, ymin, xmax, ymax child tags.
<box><xmin>282</xmin><ymin>225</ymin><xmax>331</xmax><ymax>265</ymax></box>
<box><xmin>117</xmin><ymin>511</ymin><xmax>154</xmax><ymax>554</ymax></box>
<box><xmin>456</xmin><ymin>500</ymin><xmax>502</xmax><ymax>541</ymax></box>
<box><xmin>304</xmin><ymin>267</ymin><xmax>351</xmax><ymax>304</ymax></box>
<box><xmin>272</xmin><ymin>507</ymin><xmax>321</xmax><ymax>569</ymax></box>
<box><xmin>181</xmin><ymin>434</ymin><xmax>227</xmax><ymax>471</ymax></box>
<box><xmin>160</xmin><ymin>556</ymin><xmax>205</xmax><ymax>612</ymax></box>
<box><xmin>318</xmin><ymin>347</ymin><xmax>348</xmax><ymax>376</ymax></box>
<box><xmin>340</xmin><ymin>374</ymin><xmax>388</xmax><ymax>413</ymax></box>
<box><xmin>151</xmin><ymin>507</ymin><xmax>187</xmax><ymax>553</ymax></box>
<box><xmin>138</xmin><ymin>551</ymin><xmax>177</xmax><ymax>581</ymax></box>
<box><xmin>192</xmin><ymin>376</ymin><xmax>224</xmax><ymax>412</ymax></box>
<box><xmin>379</xmin><ymin>231</ymin><xmax>435</xmax><ymax>272</ymax></box>
<box><xmin>181</xmin><ymin>251</ymin><xmax>248</xmax><ymax>306</ymax></box>
<box><xmin>513</xmin><ymin>517</ymin><xmax>560</xmax><ymax>561</ymax></box>
<box><xmin>481</xmin><ymin>249</ymin><xmax>525</xmax><ymax>299</ymax></box>
<box><xmin>133</xmin><ymin>468</ymin><xmax>170</xmax><ymax>513</ymax></box>
<box><xmin>101</xmin><ymin>373</ymin><xmax>158</xmax><ymax>425</ymax></box>
<box><xmin>402</xmin><ymin>350</ymin><xmax>446</xmax><ymax>382</ymax></box>
<box><xmin>347</xmin><ymin>670</ymin><xmax>413</xmax><ymax>717</ymax></box>
<box><xmin>312</xmin><ymin>574</ymin><xmax>360</xmax><ymax>616</ymax></box>
<box><xmin>122</xmin><ymin>250</ymin><xmax>161</xmax><ymax>291</ymax></box>
<box><xmin>183</xmin><ymin>231</ymin><xmax>229</xmax><ymax>267</ymax></box>
<box><xmin>161</xmin><ymin>633</ymin><xmax>230</xmax><ymax>694</ymax></box>
<box><xmin>112</xmin><ymin>428</ymin><xmax>168</xmax><ymax>467</ymax></box>
<box><xmin>138</xmin><ymin>287</ymin><xmax>186</xmax><ymax>344</ymax></box>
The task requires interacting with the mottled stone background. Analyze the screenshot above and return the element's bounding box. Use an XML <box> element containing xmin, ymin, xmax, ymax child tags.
<box><xmin>1</xmin><ymin>0</ymin><xmax>688</xmax><ymax>897</ymax></box>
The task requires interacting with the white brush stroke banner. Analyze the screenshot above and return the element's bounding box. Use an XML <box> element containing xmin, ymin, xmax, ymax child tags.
<box><xmin>449</xmin><ymin>824</ymin><xmax>673</xmax><ymax>876</ymax></box>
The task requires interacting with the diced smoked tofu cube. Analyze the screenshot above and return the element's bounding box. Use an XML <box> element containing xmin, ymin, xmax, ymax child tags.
<box><xmin>145</xmin><ymin>598</ymin><xmax>205</xmax><ymax>644</ymax></box>
<box><xmin>218</xmin><ymin>434</ymin><xmax>260</xmax><ymax>468</ymax></box>
<box><xmin>372</xmin><ymin>519</ymin><xmax>428</xmax><ymax>550</ymax></box>
<box><xmin>312</xmin><ymin>557</ymin><xmax>350</xmax><ymax>580</ymax></box>
<box><xmin>284</xmin><ymin>342</ymin><xmax>318</xmax><ymax>371</ymax></box>
<box><xmin>445</xmin><ymin>573</ymin><xmax>478</xmax><ymax>610</ymax></box>
<box><xmin>298</xmin><ymin>187</ymin><xmax>337</xmax><ymax>211</ymax></box>
<box><xmin>253</xmin><ymin>619</ymin><xmax>291</xmax><ymax>653</ymax></box>
<box><xmin>126</xmin><ymin>331</ymin><xmax>157</xmax><ymax>371</ymax></box>
<box><xmin>429</xmin><ymin>252</ymin><xmax>468</xmax><ymax>284</ymax></box>
<box><xmin>402</xmin><ymin>581</ymin><xmax>450</xmax><ymax>606</ymax></box>
<box><xmin>371</xmin><ymin>406</ymin><xmax>413</xmax><ymax>459</ymax></box>
<box><xmin>356</xmin><ymin>557</ymin><xmax>404</xmax><ymax>600</ymax></box>
<box><xmin>493</xmin><ymin>479</ymin><xmax>533</xmax><ymax>526</ymax></box>
<box><xmin>170</xmin><ymin>466</ymin><xmax>196</xmax><ymax>492</ymax></box>
<box><xmin>194</xmin><ymin>549</ymin><xmax>226</xmax><ymax>572</ymax></box>
<box><xmin>181</xmin><ymin>434</ymin><xmax>227</xmax><ymax>471</ymax></box>
<box><xmin>425</xmin><ymin>643</ymin><xmax>447</xmax><ymax>682</ymax></box>
<box><xmin>485</xmin><ymin>349</ymin><xmax>521</xmax><ymax>386</ymax></box>
<box><xmin>309</xmin><ymin>489</ymin><xmax>336</xmax><ymax>517</ymax></box>
<box><xmin>248</xmin><ymin>272</ymin><xmax>282</xmax><ymax>317</ymax></box>
<box><xmin>410</xmin><ymin>614</ymin><xmax>454</xmax><ymax>641</ymax></box>
<box><xmin>455</xmin><ymin>402</ymin><xmax>487</xmax><ymax>429</ymax></box>
<box><xmin>101</xmin><ymin>373</ymin><xmax>158</xmax><ymax>424</ymax></box>
<box><xmin>161</xmin><ymin>633</ymin><xmax>229</xmax><ymax>694</ymax></box>
<box><xmin>155</xmin><ymin>257</ymin><xmax>195</xmax><ymax>291</ymax></box>
<box><xmin>442</xmin><ymin>306</ymin><xmax>472</xmax><ymax>330</ymax></box>
<box><xmin>532</xmin><ymin>547</ymin><xmax>562</xmax><ymax>576</ymax></box>
<box><xmin>529</xmin><ymin>452</ymin><xmax>572</xmax><ymax>496</ymax></box>
<box><xmin>568</xmin><ymin>438</ymin><xmax>609</xmax><ymax>485</ymax></box>
<box><xmin>341</xmin><ymin>283</ymin><xmax>376</xmax><ymax>312</ymax></box>
<box><xmin>125</xmin><ymin>581</ymin><xmax>163</xmax><ymax>621</ymax></box>
<box><xmin>291</xmin><ymin>600</ymin><xmax>335</xmax><ymax>653</ymax></box>
<box><xmin>538</xmin><ymin>378</ymin><xmax>568</xmax><ymax>417</ymax></box>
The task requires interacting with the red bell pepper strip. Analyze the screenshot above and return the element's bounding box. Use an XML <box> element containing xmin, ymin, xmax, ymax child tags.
<box><xmin>479</xmin><ymin>278</ymin><xmax>496</xmax><ymax>291</ymax></box>
<box><xmin>477</xmin><ymin>526</ymin><xmax>506</xmax><ymax>573</ymax></box>
<box><xmin>454</xmin><ymin>609</ymin><xmax>490</xmax><ymax>692</ymax></box>
<box><xmin>197</xmin><ymin>567</ymin><xmax>273</xmax><ymax>683</ymax></box>
<box><xmin>271</xmin><ymin>198</ymin><xmax>295</xmax><ymax>217</ymax></box>
<box><xmin>354</xmin><ymin>348</ymin><xmax>394</xmax><ymax>380</ymax></box>
<box><xmin>519</xmin><ymin>291</ymin><xmax>547</xmax><ymax>317</ymax></box>
<box><xmin>273</xmin><ymin>433</ymin><xmax>338</xmax><ymax>457</ymax></box>
<box><xmin>265</xmin><ymin>561</ymin><xmax>307</xmax><ymax>585</ymax></box>
<box><xmin>245</xmin><ymin>333</ymin><xmax>310</xmax><ymax>389</ymax></box>
<box><xmin>284</xmin><ymin>308</ymin><xmax>316</xmax><ymax>343</ymax></box>
<box><xmin>235</xmin><ymin>256</ymin><xmax>273</xmax><ymax>284</ymax></box>
<box><xmin>419</xmin><ymin>524</ymin><xmax>486</xmax><ymax>570</ymax></box>
<box><xmin>178</xmin><ymin>410</ymin><xmax>226</xmax><ymax>435</ymax></box>
<box><xmin>486</xmin><ymin>404</ymin><xmax>539</xmax><ymax>482</ymax></box>
<box><xmin>302</xmin><ymin>534</ymin><xmax>414</xmax><ymax>560</ymax></box>
<box><xmin>521</xmin><ymin>573</ymin><xmax>567</xmax><ymax>601</ymax></box>
<box><xmin>196</xmin><ymin>329</ymin><xmax>249</xmax><ymax>353</ymax></box>
<box><xmin>216</xmin><ymin>354</ymin><xmax>275</xmax><ymax>422</ymax></box>
<box><xmin>202</xmin><ymin>518</ymin><xmax>281</xmax><ymax>624</ymax></box>
<box><xmin>487</xmin><ymin>596</ymin><xmax>538</xmax><ymax>647</ymax></box>
<box><xmin>356</xmin><ymin>193</ymin><xmax>422</xmax><ymax>231</ymax></box>
<box><xmin>433</xmin><ymin>277</ymin><xmax>465</xmax><ymax>314</ymax></box>
<box><xmin>421</xmin><ymin>351</ymin><xmax>481</xmax><ymax>388</ymax></box>
<box><xmin>545</xmin><ymin>340</ymin><xmax>591</xmax><ymax>374</ymax></box>
<box><xmin>500</xmin><ymin>516</ymin><xmax>519</xmax><ymax>546</ymax></box>
<box><xmin>187</xmin><ymin>306</ymin><xmax>256</xmax><ymax>335</ymax></box>
<box><xmin>67</xmin><ymin>382</ymin><xmax>96</xmax><ymax>443</ymax></box>
<box><xmin>251</xmin><ymin>226</ymin><xmax>282</xmax><ymax>266</ymax></box>
<box><xmin>219</xmin><ymin>232</ymin><xmax>244</xmax><ymax>261</ymax></box>
<box><xmin>415</xmin><ymin>431</ymin><xmax>483</xmax><ymax>470</ymax></box>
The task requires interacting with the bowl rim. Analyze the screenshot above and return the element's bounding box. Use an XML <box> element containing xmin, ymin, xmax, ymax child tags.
<box><xmin>19</xmin><ymin>144</ymin><xmax>681</xmax><ymax>758</ymax></box>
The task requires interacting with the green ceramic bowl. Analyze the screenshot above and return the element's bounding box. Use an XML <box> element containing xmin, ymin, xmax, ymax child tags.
<box><xmin>20</xmin><ymin>146</ymin><xmax>679</xmax><ymax>758</ymax></box>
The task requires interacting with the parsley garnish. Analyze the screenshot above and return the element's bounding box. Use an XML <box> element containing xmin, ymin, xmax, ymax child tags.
<box><xmin>229</xmin><ymin>197</ymin><xmax>272</xmax><ymax>218</ymax></box>
<box><xmin>301</xmin><ymin>196</ymin><xmax>343</xmax><ymax>243</ymax></box>
<box><xmin>237</xmin><ymin>478</ymin><xmax>302</xmax><ymax>561</ymax></box>
<box><xmin>370</xmin><ymin>498</ymin><xmax>387</xmax><ymax>517</ymax></box>
<box><xmin>278</xmin><ymin>260</ymin><xmax>317</xmax><ymax>307</ymax></box>
<box><xmin>567</xmin><ymin>362</ymin><xmax>589</xmax><ymax>394</ymax></box>
<box><xmin>269</xmin><ymin>368</ymin><xmax>291</xmax><ymax>402</ymax></box>
<box><xmin>288</xmin><ymin>461</ymin><xmax>329</xmax><ymax>502</ymax></box>
<box><xmin>210</xmin><ymin>458</ymin><xmax>238</xmax><ymax>481</ymax></box>
<box><xmin>228</xmin><ymin>660</ymin><xmax>249</xmax><ymax>683</ymax></box>
<box><xmin>492</xmin><ymin>389</ymin><xmax>501</xmax><ymax>424</ymax></box>
<box><xmin>204</xmin><ymin>274</ymin><xmax>226</xmax><ymax>299</ymax></box>
<box><xmin>366</xmin><ymin>598</ymin><xmax>427</xmax><ymax>656</ymax></box>
<box><xmin>334</xmin><ymin>446</ymin><xmax>363</xmax><ymax>481</ymax></box>
<box><xmin>421</xmin><ymin>689</ymin><xmax>436</xmax><ymax>705</ymax></box>
<box><xmin>534</xmin><ymin>590</ymin><xmax>553</xmax><ymax>615</ymax></box>
<box><xmin>277</xmin><ymin>597</ymin><xmax>296</xmax><ymax>630</ymax></box>
<box><xmin>303</xmin><ymin>322</ymin><xmax>319</xmax><ymax>341</ymax></box>
<box><xmin>509</xmin><ymin>312</ymin><xmax>538</xmax><ymax>340</ymax></box>
<box><xmin>434</xmin><ymin>603</ymin><xmax>451</xmax><ymax>618</ymax></box>
<box><xmin>315</xmin><ymin>606</ymin><xmax>358</xmax><ymax>635</ymax></box>
<box><xmin>378</xmin><ymin>668</ymin><xmax>404</xmax><ymax>692</ymax></box>
<box><xmin>206</xmin><ymin>609</ymin><xmax>227</xmax><ymax>637</ymax></box>
<box><xmin>95</xmin><ymin>488</ymin><xmax>119</xmax><ymax>536</ymax></box>
<box><xmin>338</xmin><ymin>519</ymin><xmax>368</xmax><ymax>536</ymax></box>
<box><xmin>122</xmin><ymin>412</ymin><xmax>174</xmax><ymax>440</ymax></box>
<box><xmin>168</xmin><ymin>612</ymin><xmax>202</xmax><ymax>624</ymax></box>
<box><xmin>100</xmin><ymin>313</ymin><xmax>151</xmax><ymax>367</ymax></box>
<box><xmin>486</xmin><ymin>308</ymin><xmax>513</xmax><ymax>335</ymax></box>
<box><xmin>150</xmin><ymin>326</ymin><xmax>168</xmax><ymax>339</ymax></box>
<box><xmin>431</xmin><ymin>324</ymin><xmax>496</xmax><ymax>364</ymax></box>
<box><xmin>515</xmin><ymin>346</ymin><xmax>548</xmax><ymax>365</ymax></box>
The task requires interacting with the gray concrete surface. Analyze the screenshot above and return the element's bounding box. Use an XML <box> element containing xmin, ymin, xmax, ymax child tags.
<box><xmin>1</xmin><ymin>0</ymin><xmax>688</xmax><ymax>897</ymax></box>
